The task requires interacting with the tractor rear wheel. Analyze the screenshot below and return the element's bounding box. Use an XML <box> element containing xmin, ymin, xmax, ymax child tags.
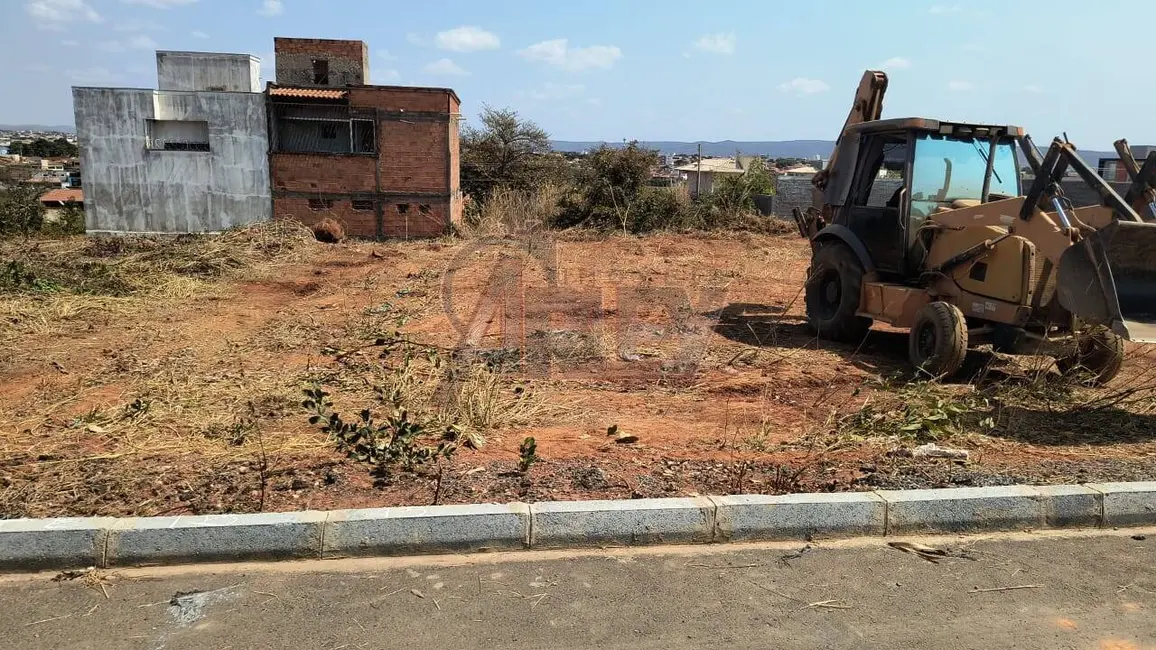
<box><xmin>1055</xmin><ymin>329</ymin><xmax>1125</xmax><ymax>386</ymax></box>
<box><xmin>805</xmin><ymin>243</ymin><xmax>871</xmax><ymax>343</ymax></box>
<box><xmin>908</xmin><ymin>301</ymin><xmax>968</xmax><ymax>379</ymax></box>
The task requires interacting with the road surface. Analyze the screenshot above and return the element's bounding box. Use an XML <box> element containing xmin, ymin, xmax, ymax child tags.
<box><xmin>3</xmin><ymin>528</ymin><xmax>1155</xmax><ymax>649</ymax></box>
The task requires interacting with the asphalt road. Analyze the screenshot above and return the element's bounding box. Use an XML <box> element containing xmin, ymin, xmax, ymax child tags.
<box><xmin>3</xmin><ymin>529</ymin><xmax>1155</xmax><ymax>650</ymax></box>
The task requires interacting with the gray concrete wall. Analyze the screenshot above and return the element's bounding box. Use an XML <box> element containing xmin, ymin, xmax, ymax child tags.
<box><xmin>771</xmin><ymin>176</ymin><xmax>820</xmax><ymax>218</ymax></box>
<box><xmin>156</xmin><ymin>52</ymin><xmax>261</xmax><ymax>92</ymax></box>
<box><xmin>73</xmin><ymin>87</ymin><xmax>271</xmax><ymax>233</ymax></box>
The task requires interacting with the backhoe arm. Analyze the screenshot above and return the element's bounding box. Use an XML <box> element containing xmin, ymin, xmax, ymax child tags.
<box><xmin>811</xmin><ymin>70</ymin><xmax>888</xmax><ymax>190</ymax></box>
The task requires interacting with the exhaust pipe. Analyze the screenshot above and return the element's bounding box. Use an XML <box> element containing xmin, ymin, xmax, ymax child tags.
<box><xmin>1057</xmin><ymin>220</ymin><xmax>1156</xmax><ymax>342</ymax></box>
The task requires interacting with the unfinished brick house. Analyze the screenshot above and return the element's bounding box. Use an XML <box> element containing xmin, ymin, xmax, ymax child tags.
<box><xmin>267</xmin><ymin>38</ymin><xmax>462</xmax><ymax>238</ymax></box>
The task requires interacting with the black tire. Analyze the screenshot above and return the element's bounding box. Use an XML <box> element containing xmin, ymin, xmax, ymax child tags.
<box><xmin>1056</xmin><ymin>329</ymin><xmax>1125</xmax><ymax>386</ymax></box>
<box><xmin>805</xmin><ymin>243</ymin><xmax>871</xmax><ymax>343</ymax></box>
<box><xmin>908</xmin><ymin>302</ymin><xmax>968</xmax><ymax>379</ymax></box>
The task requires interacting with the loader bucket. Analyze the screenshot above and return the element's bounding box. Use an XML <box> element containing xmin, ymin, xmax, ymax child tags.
<box><xmin>1057</xmin><ymin>220</ymin><xmax>1156</xmax><ymax>343</ymax></box>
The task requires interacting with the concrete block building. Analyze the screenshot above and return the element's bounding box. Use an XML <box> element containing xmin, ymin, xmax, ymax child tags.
<box><xmin>72</xmin><ymin>38</ymin><xmax>460</xmax><ymax>238</ymax></box>
<box><xmin>73</xmin><ymin>51</ymin><xmax>271</xmax><ymax>234</ymax></box>
<box><xmin>267</xmin><ymin>38</ymin><xmax>462</xmax><ymax>238</ymax></box>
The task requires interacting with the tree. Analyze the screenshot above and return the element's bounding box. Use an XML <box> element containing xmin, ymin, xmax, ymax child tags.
<box><xmin>710</xmin><ymin>157</ymin><xmax>776</xmax><ymax>213</ymax></box>
<box><xmin>559</xmin><ymin>141</ymin><xmax>659</xmax><ymax>232</ymax></box>
<box><xmin>9</xmin><ymin>138</ymin><xmax>78</xmax><ymax>158</ymax></box>
<box><xmin>0</xmin><ymin>185</ymin><xmax>46</xmax><ymax>238</ymax></box>
<box><xmin>461</xmin><ymin>106</ymin><xmax>559</xmax><ymax>200</ymax></box>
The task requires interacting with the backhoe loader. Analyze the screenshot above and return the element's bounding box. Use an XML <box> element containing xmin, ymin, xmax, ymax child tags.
<box><xmin>793</xmin><ymin>70</ymin><xmax>1156</xmax><ymax>384</ymax></box>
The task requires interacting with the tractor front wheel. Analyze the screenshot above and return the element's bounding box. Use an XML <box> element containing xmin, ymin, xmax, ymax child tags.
<box><xmin>805</xmin><ymin>243</ymin><xmax>871</xmax><ymax>343</ymax></box>
<box><xmin>1055</xmin><ymin>329</ymin><xmax>1125</xmax><ymax>386</ymax></box>
<box><xmin>908</xmin><ymin>301</ymin><xmax>969</xmax><ymax>379</ymax></box>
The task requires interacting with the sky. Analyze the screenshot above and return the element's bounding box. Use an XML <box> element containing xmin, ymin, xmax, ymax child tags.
<box><xmin>1</xmin><ymin>0</ymin><xmax>1153</xmax><ymax>149</ymax></box>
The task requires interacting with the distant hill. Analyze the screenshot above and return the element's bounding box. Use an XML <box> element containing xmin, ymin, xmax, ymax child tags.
<box><xmin>552</xmin><ymin>139</ymin><xmax>1119</xmax><ymax>165</ymax></box>
<box><xmin>0</xmin><ymin>124</ymin><xmax>75</xmax><ymax>134</ymax></box>
<box><xmin>552</xmin><ymin>140</ymin><xmax>835</xmax><ymax>158</ymax></box>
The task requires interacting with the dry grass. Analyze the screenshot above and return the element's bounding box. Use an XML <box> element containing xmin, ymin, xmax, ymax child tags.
<box><xmin>3</xmin><ymin>226</ymin><xmax>1156</xmax><ymax>517</ymax></box>
<box><xmin>463</xmin><ymin>184</ymin><xmax>566</xmax><ymax>238</ymax></box>
<box><xmin>0</xmin><ymin>220</ymin><xmax>316</xmax><ymax>344</ymax></box>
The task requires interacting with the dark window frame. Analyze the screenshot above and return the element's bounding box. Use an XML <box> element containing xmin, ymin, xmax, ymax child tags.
<box><xmin>312</xmin><ymin>58</ymin><xmax>329</xmax><ymax>85</ymax></box>
<box><xmin>351</xmin><ymin>199</ymin><xmax>375</xmax><ymax>211</ymax></box>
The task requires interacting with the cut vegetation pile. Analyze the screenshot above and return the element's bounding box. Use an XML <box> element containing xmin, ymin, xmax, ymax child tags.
<box><xmin>0</xmin><ymin>220</ymin><xmax>315</xmax><ymax>345</ymax></box>
<box><xmin>1</xmin><ymin>225</ymin><xmax>1155</xmax><ymax>519</ymax></box>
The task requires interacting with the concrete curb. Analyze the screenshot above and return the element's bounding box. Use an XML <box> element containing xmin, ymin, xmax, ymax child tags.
<box><xmin>2</xmin><ymin>482</ymin><xmax>1154</xmax><ymax>571</ymax></box>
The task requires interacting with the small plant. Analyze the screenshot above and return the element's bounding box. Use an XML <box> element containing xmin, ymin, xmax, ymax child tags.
<box><xmin>518</xmin><ymin>436</ymin><xmax>538</xmax><ymax>473</ymax></box>
<box><xmin>303</xmin><ymin>386</ymin><xmax>470</xmax><ymax>473</ymax></box>
<box><xmin>121</xmin><ymin>397</ymin><xmax>151</xmax><ymax>420</ymax></box>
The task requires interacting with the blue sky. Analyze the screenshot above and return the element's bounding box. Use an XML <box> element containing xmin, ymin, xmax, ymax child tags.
<box><xmin>2</xmin><ymin>0</ymin><xmax>1152</xmax><ymax>149</ymax></box>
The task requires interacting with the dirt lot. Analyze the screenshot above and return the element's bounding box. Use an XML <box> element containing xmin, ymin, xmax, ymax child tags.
<box><xmin>2</xmin><ymin>225</ymin><xmax>1155</xmax><ymax>518</ymax></box>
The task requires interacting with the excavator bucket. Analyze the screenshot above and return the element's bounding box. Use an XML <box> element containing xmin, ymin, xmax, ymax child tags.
<box><xmin>1057</xmin><ymin>220</ymin><xmax>1156</xmax><ymax>342</ymax></box>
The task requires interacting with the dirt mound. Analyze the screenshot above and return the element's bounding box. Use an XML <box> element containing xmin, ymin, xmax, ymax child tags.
<box><xmin>312</xmin><ymin>218</ymin><xmax>345</xmax><ymax>244</ymax></box>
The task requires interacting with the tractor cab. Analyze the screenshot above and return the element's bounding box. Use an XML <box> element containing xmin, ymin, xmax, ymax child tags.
<box><xmin>819</xmin><ymin>118</ymin><xmax>1024</xmax><ymax>282</ymax></box>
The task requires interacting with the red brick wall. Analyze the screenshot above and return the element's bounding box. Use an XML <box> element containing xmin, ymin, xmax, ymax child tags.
<box><xmin>270</xmin><ymin>154</ymin><xmax>376</xmax><ymax>193</ymax></box>
<box><xmin>274</xmin><ymin>197</ymin><xmax>452</xmax><ymax>239</ymax></box>
<box><xmin>377</xmin><ymin>120</ymin><xmax>448</xmax><ymax>192</ymax></box>
<box><xmin>382</xmin><ymin>200</ymin><xmax>450</xmax><ymax>238</ymax></box>
<box><xmin>274</xmin><ymin>197</ymin><xmax>377</xmax><ymax>238</ymax></box>
<box><xmin>348</xmin><ymin>87</ymin><xmax>449</xmax><ymax>113</ymax></box>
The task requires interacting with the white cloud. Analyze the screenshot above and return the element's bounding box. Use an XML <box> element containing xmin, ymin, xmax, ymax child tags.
<box><xmin>406</xmin><ymin>32</ymin><xmax>425</xmax><ymax>46</ymax></box>
<box><xmin>127</xmin><ymin>34</ymin><xmax>158</xmax><ymax>49</ymax></box>
<box><xmin>947</xmin><ymin>80</ymin><xmax>975</xmax><ymax>92</ymax></box>
<box><xmin>880</xmin><ymin>56</ymin><xmax>911</xmax><ymax>70</ymax></box>
<box><xmin>524</xmin><ymin>82</ymin><xmax>585</xmax><ymax>101</ymax></box>
<box><xmin>122</xmin><ymin>0</ymin><xmax>198</xmax><ymax>6</ymax></box>
<box><xmin>26</xmin><ymin>0</ymin><xmax>102</xmax><ymax>30</ymax></box>
<box><xmin>97</xmin><ymin>34</ymin><xmax>157</xmax><ymax>52</ymax></box>
<box><xmin>191</xmin><ymin>30</ymin><xmax>209</xmax><ymax>39</ymax></box>
<box><xmin>422</xmin><ymin>58</ymin><xmax>467</xmax><ymax>76</ymax></box>
<box><xmin>778</xmin><ymin>77</ymin><xmax>830</xmax><ymax>95</ymax></box>
<box><xmin>374</xmin><ymin>69</ymin><xmax>401</xmax><ymax>84</ymax></box>
<box><xmin>114</xmin><ymin>19</ymin><xmax>164</xmax><ymax>31</ymax></box>
<box><xmin>258</xmin><ymin>0</ymin><xmax>282</xmax><ymax>16</ymax></box>
<box><xmin>692</xmin><ymin>32</ymin><xmax>736</xmax><ymax>55</ymax></box>
<box><xmin>436</xmin><ymin>26</ymin><xmax>500</xmax><ymax>52</ymax></box>
<box><xmin>962</xmin><ymin>43</ymin><xmax>986</xmax><ymax>52</ymax></box>
<box><xmin>69</xmin><ymin>67</ymin><xmax>126</xmax><ymax>84</ymax></box>
<box><xmin>61</xmin><ymin>39</ymin><xmax>80</xmax><ymax>46</ymax></box>
<box><xmin>929</xmin><ymin>4</ymin><xmax>961</xmax><ymax>13</ymax></box>
<box><xmin>517</xmin><ymin>39</ymin><xmax>622</xmax><ymax>72</ymax></box>
<box><xmin>1023</xmin><ymin>84</ymin><xmax>1044</xmax><ymax>94</ymax></box>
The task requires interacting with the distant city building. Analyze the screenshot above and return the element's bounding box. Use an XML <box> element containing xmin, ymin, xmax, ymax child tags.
<box><xmin>39</xmin><ymin>188</ymin><xmax>83</xmax><ymax>223</ymax></box>
<box><xmin>1098</xmin><ymin>145</ymin><xmax>1156</xmax><ymax>182</ymax></box>
<box><xmin>675</xmin><ymin>157</ymin><xmax>745</xmax><ymax>196</ymax></box>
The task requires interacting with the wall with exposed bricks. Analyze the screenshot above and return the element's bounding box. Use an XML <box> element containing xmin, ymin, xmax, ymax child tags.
<box><xmin>274</xmin><ymin>38</ymin><xmax>368</xmax><ymax>87</ymax></box>
<box><xmin>271</xmin><ymin>153</ymin><xmax>377</xmax><ymax>194</ymax></box>
<box><xmin>348</xmin><ymin>87</ymin><xmax>450</xmax><ymax>113</ymax></box>
<box><xmin>273</xmin><ymin>197</ymin><xmax>450</xmax><ymax>238</ymax></box>
<box><xmin>377</xmin><ymin>118</ymin><xmax>449</xmax><ymax>192</ymax></box>
<box><xmin>267</xmin><ymin>39</ymin><xmax>459</xmax><ymax>239</ymax></box>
